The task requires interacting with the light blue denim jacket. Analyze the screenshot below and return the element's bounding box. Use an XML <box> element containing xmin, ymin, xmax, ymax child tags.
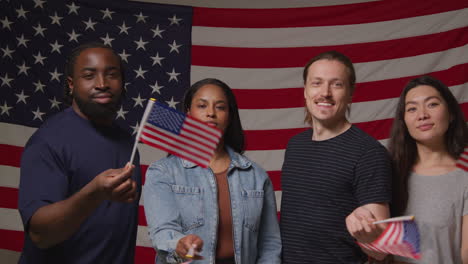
<box><xmin>143</xmin><ymin>147</ymin><xmax>281</xmax><ymax>264</ymax></box>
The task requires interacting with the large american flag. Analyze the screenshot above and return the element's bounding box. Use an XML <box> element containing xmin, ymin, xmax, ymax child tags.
<box><xmin>0</xmin><ymin>0</ymin><xmax>467</xmax><ymax>262</ymax></box>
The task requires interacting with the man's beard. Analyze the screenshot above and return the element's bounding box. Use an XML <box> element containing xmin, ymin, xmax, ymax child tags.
<box><xmin>74</xmin><ymin>93</ymin><xmax>121</xmax><ymax>121</ymax></box>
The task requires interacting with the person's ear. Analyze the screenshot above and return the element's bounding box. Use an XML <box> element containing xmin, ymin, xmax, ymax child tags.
<box><xmin>67</xmin><ymin>76</ymin><xmax>74</xmax><ymax>95</ymax></box>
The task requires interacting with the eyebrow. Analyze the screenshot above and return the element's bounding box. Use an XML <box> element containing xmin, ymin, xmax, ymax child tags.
<box><xmin>308</xmin><ymin>77</ymin><xmax>344</xmax><ymax>82</ymax></box>
<box><xmin>195</xmin><ymin>98</ymin><xmax>226</xmax><ymax>104</ymax></box>
<box><xmin>80</xmin><ymin>66</ymin><xmax>120</xmax><ymax>72</ymax></box>
<box><xmin>80</xmin><ymin>67</ymin><xmax>96</xmax><ymax>72</ymax></box>
<box><xmin>405</xmin><ymin>95</ymin><xmax>441</xmax><ymax>105</ymax></box>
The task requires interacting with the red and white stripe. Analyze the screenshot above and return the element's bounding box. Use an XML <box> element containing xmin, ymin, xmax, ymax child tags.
<box><xmin>1</xmin><ymin>0</ymin><xmax>467</xmax><ymax>262</ymax></box>
<box><xmin>457</xmin><ymin>147</ymin><xmax>468</xmax><ymax>171</ymax></box>
<box><xmin>140</xmin><ymin>114</ymin><xmax>221</xmax><ymax>168</ymax></box>
<box><xmin>359</xmin><ymin>221</ymin><xmax>419</xmax><ymax>259</ymax></box>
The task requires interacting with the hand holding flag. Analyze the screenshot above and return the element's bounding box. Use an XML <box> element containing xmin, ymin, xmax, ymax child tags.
<box><xmin>346</xmin><ymin>206</ymin><xmax>387</xmax><ymax>244</ymax></box>
<box><xmin>130</xmin><ymin>99</ymin><xmax>222</xmax><ymax>168</ymax></box>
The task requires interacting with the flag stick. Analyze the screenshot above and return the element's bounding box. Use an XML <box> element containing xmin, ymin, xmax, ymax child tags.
<box><xmin>129</xmin><ymin>98</ymin><xmax>156</xmax><ymax>165</ymax></box>
<box><xmin>373</xmin><ymin>215</ymin><xmax>414</xmax><ymax>225</ymax></box>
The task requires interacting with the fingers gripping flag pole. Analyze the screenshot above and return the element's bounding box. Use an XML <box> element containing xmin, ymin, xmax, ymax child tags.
<box><xmin>129</xmin><ymin>98</ymin><xmax>222</xmax><ymax>168</ymax></box>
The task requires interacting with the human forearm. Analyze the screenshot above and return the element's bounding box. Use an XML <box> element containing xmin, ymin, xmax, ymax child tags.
<box><xmin>257</xmin><ymin>237</ymin><xmax>281</xmax><ymax>264</ymax></box>
<box><xmin>462</xmin><ymin>250</ymin><xmax>468</xmax><ymax>264</ymax></box>
<box><xmin>347</xmin><ymin>203</ymin><xmax>390</xmax><ymax>261</ymax></box>
<box><xmin>461</xmin><ymin>215</ymin><xmax>468</xmax><ymax>264</ymax></box>
<box><xmin>346</xmin><ymin>203</ymin><xmax>389</xmax><ymax>243</ymax></box>
<box><xmin>256</xmin><ymin>181</ymin><xmax>281</xmax><ymax>263</ymax></box>
<box><xmin>25</xmin><ymin>163</ymin><xmax>136</xmax><ymax>248</ymax></box>
<box><xmin>257</xmin><ymin>220</ymin><xmax>281</xmax><ymax>264</ymax></box>
<box><xmin>142</xmin><ymin>165</ymin><xmax>187</xmax><ymax>253</ymax></box>
<box><xmin>28</xmin><ymin>181</ymin><xmax>103</xmax><ymax>248</ymax></box>
<box><xmin>145</xmin><ymin>201</ymin><xmax>186</xmax><ymax>253</ymax></box>
<box><xmin>151</xmin><ymin>228</ymin><xmax>185</xmax><ymax>252</ymax></box>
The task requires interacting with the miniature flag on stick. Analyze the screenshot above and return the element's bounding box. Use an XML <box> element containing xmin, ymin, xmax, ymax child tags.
<box><xmin>358</xmin><ymin>216</ymin><xmax>421</xmax><ymax>260</ymax></box>
<box><xmin>129</xmin><ymin>99</ymin><xmax>222</xmax><ymax>168</ymax></box>
<box><xmin>456</xmin><ymin>147</ymin><xmax>468</xmax><ymax>171</ymax></box>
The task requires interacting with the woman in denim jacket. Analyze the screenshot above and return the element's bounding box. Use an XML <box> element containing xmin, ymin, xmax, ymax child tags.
<box><xmin>143</xmin><ymin>78</ymin><xmax>281</xmax><ymax>264</ymax></box>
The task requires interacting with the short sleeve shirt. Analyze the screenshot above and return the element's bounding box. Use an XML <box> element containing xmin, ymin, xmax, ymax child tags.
<box><xmin>394</xmin><ymin>169</ymin><xmax>468</xmax><ymax>264</ymax></box>
<box><xmin>280</xmin><ymin>126</ymin><xmax>392</xmax><ymax>264</ymax></box>
<box><xmin>18</xmin><ymin>108</ymin><xmax>142</xmax><ymax>264</ymax></box>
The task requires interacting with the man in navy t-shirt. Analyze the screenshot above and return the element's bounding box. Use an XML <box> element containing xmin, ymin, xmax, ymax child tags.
<box><xmin>18</xmin><ymin>42</ymin><xmax>142</xmax><ymax>263</ymax></box>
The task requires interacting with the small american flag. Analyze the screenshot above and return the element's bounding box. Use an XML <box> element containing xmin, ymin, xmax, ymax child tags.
<box><xmin>457</xmin><ymin>147</ymin><xmax>468</xmax><ymax>171</ymax></box>
<box><xmin>358</xmin><ymin>219</ymin><xmax>421</xmax><ymax>260</ymax></box>
<box><xmin>136</xmin><ymin>99</ymin><xmax>222</xmax><ymax>168</ymax></box>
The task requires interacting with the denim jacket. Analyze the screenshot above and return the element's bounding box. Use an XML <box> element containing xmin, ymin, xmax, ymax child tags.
<box><xmin>143</xmin><ymin>147</ymin><xmax>281</xmax><ymax>264</ymax></box>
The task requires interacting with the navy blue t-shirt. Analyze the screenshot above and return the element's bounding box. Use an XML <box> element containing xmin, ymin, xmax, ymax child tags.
<box><xmin>18</xmin><ymin>108</ymin><xmax>142</xmax><ymax>264</ymax></box>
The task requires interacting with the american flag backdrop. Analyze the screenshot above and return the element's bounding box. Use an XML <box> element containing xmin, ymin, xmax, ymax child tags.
<box><xmin>0</xmin><ymin>0</ymin><xmax>467</xmax><ymax>262</ymax></box>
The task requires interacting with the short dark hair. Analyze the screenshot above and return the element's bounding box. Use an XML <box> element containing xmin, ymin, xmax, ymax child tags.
<box><xmin>63</xmin><ymin>42</ymin><xmax>125</xmax><ymax>106</ymax></box>
<box><xmin>182</xmin><ymin>78</ymin><xmax>245</xmax><ymax>154</ymax></box>
<box><xmin>302</xmin><ymin>50</ymin><xmax>356</xmax><ymax>125</ymax></box>
<box><xmin>389</xmin><ymin>75</ymin><xmax>468</xmax><ymax>215</ymax></box>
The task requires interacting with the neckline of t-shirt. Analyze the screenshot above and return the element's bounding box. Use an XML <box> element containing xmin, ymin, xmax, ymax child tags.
<box><xmin>411</xmin><ymin>167</ymin><xmax>463</xmax><ymax>178</ymax></box>
<box><xmin>308</xmin><ymin>125</ymin><xmax>355</xmax><ymax>143</ymax></box>
<box><xmin>67</xmin><ymin>107</ymin><xmax>118</xmax><ymax>131</ymax></box>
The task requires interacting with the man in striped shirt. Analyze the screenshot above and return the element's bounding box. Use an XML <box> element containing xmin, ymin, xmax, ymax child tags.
<box><xmin>280</xmin><ymin>51</ymin><xmax>392</xmax><ymax>263</ymax></box>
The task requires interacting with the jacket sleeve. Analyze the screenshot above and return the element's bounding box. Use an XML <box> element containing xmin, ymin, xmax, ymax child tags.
<box><xmin>256</xmin><ymin>173</ymin><xmax>282</xmax><ymax>263</ymax></box>
<box><xmin>143</xmin><ymin>160</ymin><xmax>185</xmax><ymax>263</ymax></box>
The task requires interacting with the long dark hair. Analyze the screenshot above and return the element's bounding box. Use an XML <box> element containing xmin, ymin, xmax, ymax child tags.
<box><xmin>182</xmin><ymin>78</ymin><xmax>245</xmax><ymax>154</ymax></box>
<box><xmin>63</xmin><ymin>42</ymin><xmax>125</xmax><ymax>106</ymax></box>
<box><xmin>389</xmin><ymin>75</ymin><xmax>468</xmax><ymax>216</ymax></box>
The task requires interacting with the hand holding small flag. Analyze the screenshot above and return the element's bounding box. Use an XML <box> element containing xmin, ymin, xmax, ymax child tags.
<box><xmin>346</xmin><ymin>206</ymin><xmax>387</xmax><ymax>244</ymax></box>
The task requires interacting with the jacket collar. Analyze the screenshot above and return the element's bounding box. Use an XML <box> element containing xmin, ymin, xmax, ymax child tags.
<box><xmin>181</xmin><ymin>146</ymin><xmax>251</xmax><ymax>169</ymax></box>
